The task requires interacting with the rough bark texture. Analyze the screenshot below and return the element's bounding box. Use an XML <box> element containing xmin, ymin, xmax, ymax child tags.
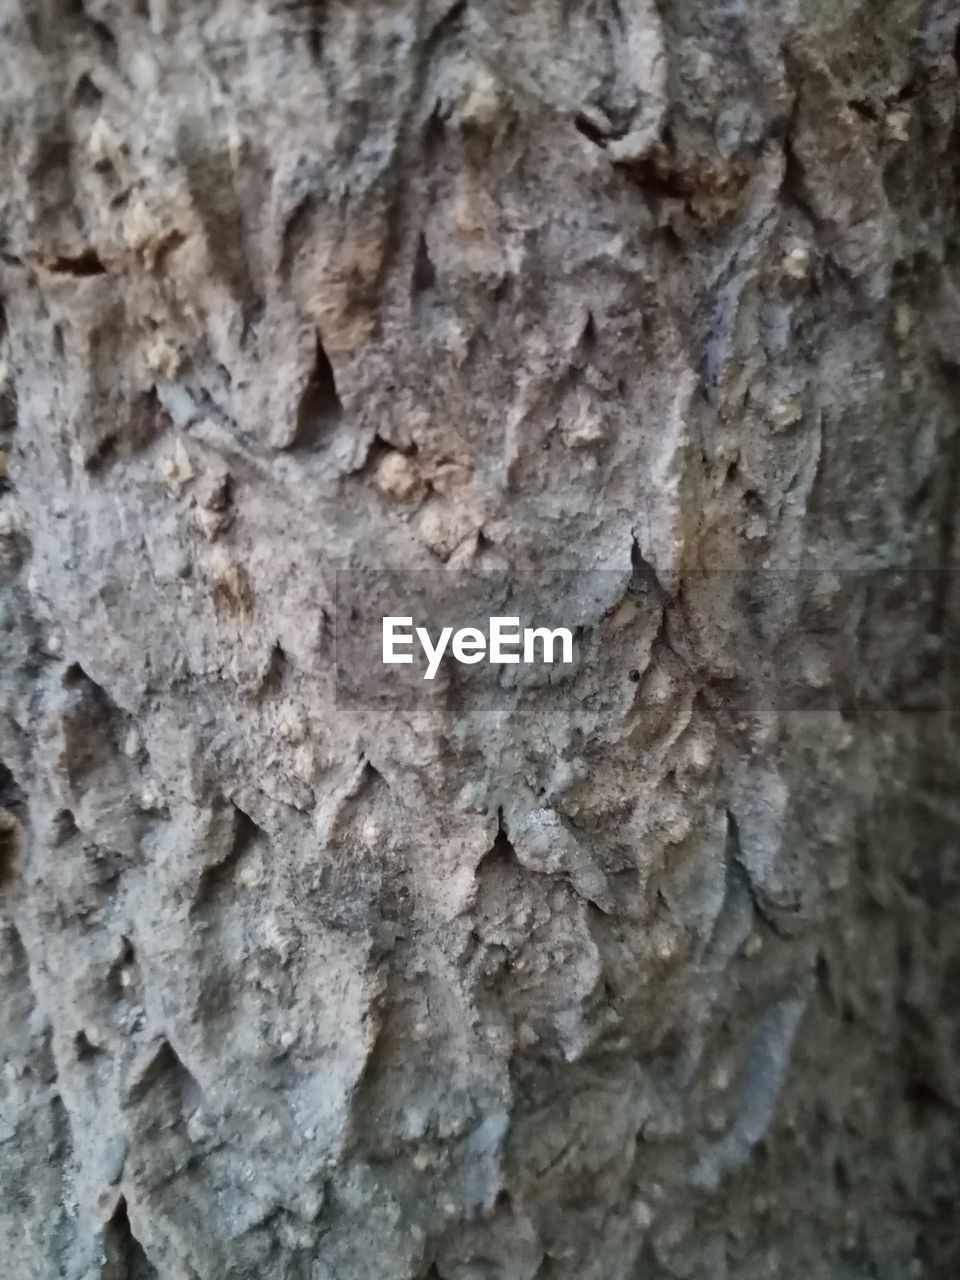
<box><xmin>1</xmin><ymin>2</ymin><xmax>959</xmax><ymax>1278</ymax></box>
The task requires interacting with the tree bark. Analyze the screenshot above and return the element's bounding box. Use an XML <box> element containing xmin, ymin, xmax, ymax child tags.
<box><xmin>1</xmin><ymin>2</ymin><xmax>959</xmax><ymax>1277</ymax></box>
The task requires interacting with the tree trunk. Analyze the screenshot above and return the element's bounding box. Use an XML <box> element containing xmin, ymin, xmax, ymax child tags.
<box><xmin>1</xmin><ymin>2</ymin><xmax>958</xmax><ymax>1277</ymax></box>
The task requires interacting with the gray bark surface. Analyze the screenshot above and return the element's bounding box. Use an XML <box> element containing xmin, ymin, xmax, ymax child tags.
<box><xmin>1</xmin><ymin>2</ymin><xmax>959</xmax><ymax>1277</ymax></box>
